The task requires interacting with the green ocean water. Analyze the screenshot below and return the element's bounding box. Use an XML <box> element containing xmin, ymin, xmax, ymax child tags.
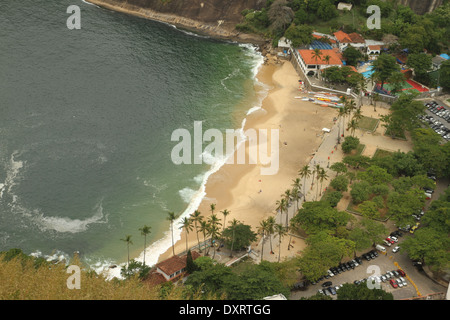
<box><xmin>0</xmin><ymin>0</ymin><xmax>265</xmax><ymax>272</ymax></box>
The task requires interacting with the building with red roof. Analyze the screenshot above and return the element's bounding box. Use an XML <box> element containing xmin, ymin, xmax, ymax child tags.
<box><xmin>144</xmin><ymin>251</ymin><xmax>201</xmax><ymax>285</ymax></box>
<box><xmin>333</xmin><ymin>30</ymin><xmax>365</xmax><ymax>51</ymax></box>
<box><xmin>294</xmin><ymin>49</ymin><xmax>343</xmax><ymax>77</ymax></box>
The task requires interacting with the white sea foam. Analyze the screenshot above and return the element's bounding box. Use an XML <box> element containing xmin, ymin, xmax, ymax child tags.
<box><xmin>32</xmin><ymin>200</ymin><xmax>108</xmax><ymax>234</ymax></box>
<box><xmin>81</xmin><ymin>0</ymin><xmax>101</xmax><ymax>8</ymax></box>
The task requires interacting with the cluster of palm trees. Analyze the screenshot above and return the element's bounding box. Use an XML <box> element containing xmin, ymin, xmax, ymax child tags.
<box><xmin>120</xmin><ymin>204</ymin><xmax>239</xmax><ymax>268</ymax></box>
<box><xmin>257</xmin><ymin>216</ymin><xmax>287</xmax><ymax>263</ymax></box>
<box><xmin>336</xmin><ymin>97</ymin><xmax>364</xmax><ymax>141</ymax></box>
<box><xmin>258</xmin><ymin>163</ymin><xmax>330</xmax><ymax>262</ymax></box>
<box><xmin>120</xmin><ymin>224</ymin><xmax>151</xmax><ymax>268</ymax></box>
<box><xmin>166</xmin><ymin>204</ymin><xmax>236</xmax><ymax>260</ymax></box>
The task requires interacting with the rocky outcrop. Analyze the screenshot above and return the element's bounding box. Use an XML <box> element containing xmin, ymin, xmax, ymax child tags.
<box><xmin>87</xmin><ymin>0</ymin><xmax>267</xmax><ymax>44</ymax></box>
<box><xmin>398</xmin><ymin>0</ymin><xmax>443</xmax><ymax>14</ymax></box>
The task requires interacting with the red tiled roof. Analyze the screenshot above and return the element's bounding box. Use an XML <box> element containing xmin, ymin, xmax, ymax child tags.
<box><xmin>312</xmin><ymin>34</ymin><xmax>337</xmax><ymax>44</ymax></box>
<box><xmin>333</xmin><ymin>31</ymin><xmax>364</xmax><ymax>44</ymax></box>
<box><xmin>155</xmin><ymin>251</ymin><xmax>201</xmax><ymax>277</ymax></box>
<box><xmin>298</xmin><ymin>49</ymin><xmax>343</xmax><ymax>66</ymax></box>
<box><xmin>348</xmin><ymin>32</ymin><xmax>365</xmax><ymax>43</ymax></box>
<box><xmin>368</xmin><ymin>45</ymin><xmax>381</xmax><ymax>50</ymax></box>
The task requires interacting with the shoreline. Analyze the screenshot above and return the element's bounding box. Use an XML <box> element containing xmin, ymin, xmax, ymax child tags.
<box><xmin>86</xmin><ymin>0</ymin><xmax>337</xmax><ymax>275</ymax></box>
<box><xmin>85</xmin><ymin>0</ymin><xmax>267</xmax><ymax>46</ymax></box>
<box><xmin>154</xmin><ymin>59</ymin><xmax>339</xmax><ymax>264</ymax></box>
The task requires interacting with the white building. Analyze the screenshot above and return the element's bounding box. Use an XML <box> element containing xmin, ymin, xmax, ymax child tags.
<box><xmin>293</xmin><ymin>49</ymin><xmax>343</xmax><ymax>77</ymax></box>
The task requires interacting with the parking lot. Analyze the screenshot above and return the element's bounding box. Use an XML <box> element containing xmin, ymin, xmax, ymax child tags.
<box><xmin>420</xmin><ymin>100</ymin><xmax>450</xmax><ymax>141</ymax></box>
<box><xmin>290</xmin><ymin>230</ymin><xmax>447</xmax><ymax>300</ymax></box>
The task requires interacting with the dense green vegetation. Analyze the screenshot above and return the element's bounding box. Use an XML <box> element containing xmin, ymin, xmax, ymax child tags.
<box><xmin>237</xmin><ymin>0</ymin><xmax>450</xmax><ymax>89</ymax></box>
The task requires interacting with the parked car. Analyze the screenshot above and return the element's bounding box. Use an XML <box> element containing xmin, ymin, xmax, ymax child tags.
<box><xmin>392</xmin><ymin>270</ymin><xmax>400</xmax><ymax>277</ymax></box>
<box><xmin>328</xmin><ymin>286</ymin><xmax>337</xmax><ymax>295</ymax></box>
<box><xmin>383</xmin><ymin>240</ymin><xmax>392</xmax><ymax>247</ymax></box>
<box><xmin>392</xmin><ymin>246</ymin><xmax>400</xmax><ymax>253</ymax></box>
<box><xmin>389</xmin><ymin>279</ymin><xmax>398</xmax><ymax>288</ymax></box>
<box><xmin>410</xmin><ymin>222</ymin><xmax>420</xmax><ymax>234</ymax></box>
<box><xmin>397</xmin><ymin>269</ymin><xmax>406</xmax><ymax>277</ymax></box>
<box><xmin>322</xmin><ymin>281</ymin><xmax>332</xmax><ymax>287</ymax></box>
<box><xmin>399</xmin><ymin>277</ymin><xmax>407</xmax><ymax>286</ymax></box>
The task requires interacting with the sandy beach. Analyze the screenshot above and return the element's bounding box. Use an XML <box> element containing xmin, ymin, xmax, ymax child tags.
<box><xmin>156</xmin><ymin>59</ymin><xmax>339</xmax><ymax>263</ymax></box>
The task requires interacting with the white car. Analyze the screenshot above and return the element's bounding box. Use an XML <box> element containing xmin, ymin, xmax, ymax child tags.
<box><xmin>399</xmin><ymin>277</ymin><xmax>407</xmax><ymax>286</ymax></box>
<box><xmin>392</xmin><ymin>246</ymin><xmax>400</xmax><ymax>253</ymax></box>
<box><xmin>388</xmin><ymin>236</ymin><xmax>398</xmax><ymax>243</ymax></box>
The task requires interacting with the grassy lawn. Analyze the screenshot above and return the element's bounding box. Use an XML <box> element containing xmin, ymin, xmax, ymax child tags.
<box><xmin>372</xmin><ymin>148</ymin><xmax>394</xmax><ymax>159</ymax></box>
<box><xmin>355</xmin><ymin>143</ymin><xmax>365</xmax><ymax>156</ymax></box>
<box><xmin>384</xmin><ymin>127</ymin><xmax>407</xmax><ymax>140</ymax></box>
<box><xmin>357</xmin><ymin>116</ymin><xmax>379</xmax><ymax>133</ymax></box>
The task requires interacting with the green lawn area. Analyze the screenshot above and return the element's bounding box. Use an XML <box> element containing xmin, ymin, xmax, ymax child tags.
<box><xmin>357</xmin><ymin>116</ymin><xmax>379</xmax><ymax>133</ymax></box>
<box><xmin>372</xmin><ymin>148</ymin><xmax>394</xmax><ymax>159</ymax></box>
<box><xmin>355</xmin><ymin>143</ymin><xmax>365</xmax><ymax>156</ymax></box>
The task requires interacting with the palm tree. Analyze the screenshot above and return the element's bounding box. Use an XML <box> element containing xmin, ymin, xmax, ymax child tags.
<box><xmin>287</xmin><ymin>220</ymin><xmax>298</xmax><ymax>251</ymax></box>
<box><xmin>291</xmin><ymin>186</ymin><xmax>300</xmax><ymax>211</ymax></box>
<box><xmin>291</xmin><ymin>178</ymin><xmax>302</xmax><ymax>192</ymax></box>
<box><xmin>220</xmin><ymin>209</ymin><xmax>230</xmax><ymax>232</ymax></box>
<box><xmin>314</xmin><ymin>164</ymin><xmax>322</xmax><ymax>200</ymax></box>
<box><xmin>180</xmin><ymin>217</ymin><xmax>193</xmax><ymax>253</ymax></box>
<box><xmin>257</xmin><ymin>219</ymin><xmax>269</xmax><ymax>262</ymax></box>
<box><xmin>372</xmin><ymin>92</ymin><xmax>380</xmax><ymax>112</ymax></box>
<box><xmin>323</xmin><ymin>54</ymin><xmax>331</xmax><ymax>65</ymax></box>
<box><xmin>166</xmin><ymin>211</ymin><xmax>176</xmax><ymax>256</ymax></box>
<box><xmin>199</xmin><ymin>220</ymin><xmax>209</xmax><ymax>256</ymax></box>
<box><xmin>353</xmin><ymin>108</ymin><xmax>363</xmax><ymax>122</ymax></box>
<box><xmin>266</xmin><ymin>216</ymin><xmax>276</xmax><ymax>255</ymax></box>
<box><xmin>275</xmin><ymin>198</ymin><xmax>287</xmax><ymax>226</ymax></box>
<box><xmin>298</xmin><ymin>165</ymin><xmax>311</xmax><ymax>201</ymax></box>
<box><xmin>191</xmin><ymin>210</ymin><xmax>204</xmax><ymax>253</ymax></box>
<box><xmin>283</xmin><ymin>189</ymin><xmax>292</xmax><ymax>227</ymax></box>
<box><xmin>208</xmin><ymin>213</ymin><xmax>221</xmax><ymax>259</ymax></box>
<box><xmin>312</xmin><ymin>48</ymin><xmax>323</xmax><ymax>75</ymax></box>
<box><xmin>347</xmin><ymin>99</ymin><xmax>356</xmax><ymax>117</ymax></box>
<box><xmin>318</xmin><ymin>168</ymin><xmax>329</xmax><ymax>197</ymax></box>
<box><xmin>347</xmin><ymin>118</ymin><xmax>358</xmax><ymax>137</ymax></box>
<box><xmin>275</xmin><ymin>224</ymin><xmax>287</xmax><ymax>262</ymax></box>
<box><xmin>229</xmin><ymin>218</ymin><xmax>239</xmax><ymax>258</ymax></box>
<box><xmin>138</xmin><ymin>225</ymin><xmax>151</xmax><ymax>266</ymax></box>
<box><xmin>120</xmin><ymin>235</ymin><xmax>133</xmax><ymax>267</ymax></box>
<box><xmin>337</xmin><ymin>106</ymin><xmax>346</xmax><ymax>144</ymax></box>
<box><xmin>291</xmin><ymin>178</ymin><xmax>302</xmax><ymax>209</ymax></box>
<box><xmin>210</xmin><ymin>203</ymin><xmax>216</xmax><ymax>216</ymax></box>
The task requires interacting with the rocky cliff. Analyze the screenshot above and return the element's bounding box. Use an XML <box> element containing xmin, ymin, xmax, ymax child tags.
<box><xmin>87</xmin><ymin>0</ymin><xmax>267</xmax><ymax>43</ymax></box>
<box><xmin>88</xmin><ymin>0</ymin><xmax>445</xmax><ymax>43</ymax></box>
<box><xmin>399</xmin><ymin>0</ymin><xmax>443</xmax><ymax>14</ymax></box>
